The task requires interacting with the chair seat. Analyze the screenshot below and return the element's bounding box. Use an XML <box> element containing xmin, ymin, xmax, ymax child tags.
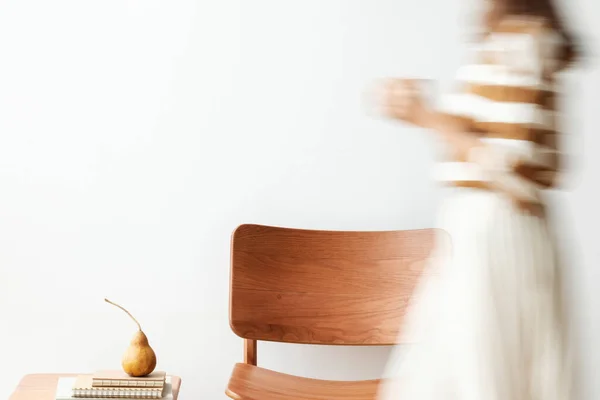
<box><xmin>226</xmin><ymin>363</ymin><xmax>381</xmax><ymax>400</ymax></box>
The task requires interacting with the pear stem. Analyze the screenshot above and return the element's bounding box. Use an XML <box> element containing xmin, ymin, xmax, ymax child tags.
<box><xmin>105</xmin><ymin>298</ymin><xmax>142</xmax><ymax>331</ymax></box>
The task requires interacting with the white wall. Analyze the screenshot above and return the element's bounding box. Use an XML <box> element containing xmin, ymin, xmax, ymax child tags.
<box><xmin>0</xmin><ymin>0</ymin><xmax>597</xmax><ymax>399</ymax></box>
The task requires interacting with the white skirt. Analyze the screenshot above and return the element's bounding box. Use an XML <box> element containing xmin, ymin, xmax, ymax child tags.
<box><xmin>379</xmin><ymin>188</ymin><xmax>573</xmax><ymax>400</ymax></box>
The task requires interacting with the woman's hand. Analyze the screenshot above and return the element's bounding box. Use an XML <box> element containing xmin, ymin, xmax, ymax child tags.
<box><xmin>380</xmin><ymin>78</ymin><xmax>432</xmax><ymax>127</ymax></box>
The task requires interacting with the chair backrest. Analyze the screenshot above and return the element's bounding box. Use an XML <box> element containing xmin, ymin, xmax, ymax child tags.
<box><xmin>229</xmin><ymin>224</ymin><xmax>439</xmax><ymax>351</ymax></box>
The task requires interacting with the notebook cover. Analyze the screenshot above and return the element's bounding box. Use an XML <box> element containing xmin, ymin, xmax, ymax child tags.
<box><xmin>92</xmin><ymin>371</ymin><xmax>166</xmax><ymax>388</ymax></box>
<box><xmin>93</xmin><ymin>371</ymin><xmax>166</xmax><ymax>381</ymax></box>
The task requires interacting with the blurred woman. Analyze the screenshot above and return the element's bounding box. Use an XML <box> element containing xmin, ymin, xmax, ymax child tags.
<box><xmin>377</xmin><ymin>1</ymin><xmax>581</xmax><ymax>399</ymax></box>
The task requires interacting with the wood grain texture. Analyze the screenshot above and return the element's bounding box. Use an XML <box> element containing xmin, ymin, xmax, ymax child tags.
<box><xmin>229</xmin><ymin>224</ymin><xmax>439</xmax><ymax>345</ymax></box>
<box><xmin>226</xmin><ymin>363</ymin><xmax>379</xmax><ymax>400</ymax></box>
<box><xmin>244</xmin><ymin>339</ymin><xmax>257</xmax><ymax>366</ymax></box>
<box><xmin>9</xmin><ymin>374</ymin><xmax>181</xmax><ymax>400</ymax></box>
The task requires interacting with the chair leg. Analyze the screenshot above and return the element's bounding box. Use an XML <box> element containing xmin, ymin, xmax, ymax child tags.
<box><xmin>244</xmin><ymin>339</ymin><xmax>257</xmax><ymax>366</ymax></box>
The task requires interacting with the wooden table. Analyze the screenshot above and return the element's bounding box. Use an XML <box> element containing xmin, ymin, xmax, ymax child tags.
<box><xmin>9</xmin><ymin>374</ymin><xmax>181</xmax><ymax>400</ymax></box>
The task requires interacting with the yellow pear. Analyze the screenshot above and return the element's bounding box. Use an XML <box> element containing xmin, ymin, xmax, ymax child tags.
<box><xmin>105</xmin><ymin>298</ymin><xmax>157</xmax><ymax>377</ymax></box>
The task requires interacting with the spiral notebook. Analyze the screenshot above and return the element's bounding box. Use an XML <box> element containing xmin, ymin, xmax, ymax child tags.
<box><xmin>55</xmin><ymin>376</ymin><xmax>173</xmax><ymax>400</ymax></box>
<box><xmin>92</xmin><ymin>371</ymin><xmax>166</xmax><ymax>388</ymax></box>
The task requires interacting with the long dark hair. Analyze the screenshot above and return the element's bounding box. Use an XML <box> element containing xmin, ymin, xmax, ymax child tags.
<box><xmin>485</xmin><ymin>0</ymin><xmax>580</xmax><ymax>69</ymax></box>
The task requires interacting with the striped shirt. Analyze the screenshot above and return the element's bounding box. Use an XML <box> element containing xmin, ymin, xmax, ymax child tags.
<box><xmin>433</xmin><ymin>17</ymin><xmax>563</xmax><ymax>204</ymax></box>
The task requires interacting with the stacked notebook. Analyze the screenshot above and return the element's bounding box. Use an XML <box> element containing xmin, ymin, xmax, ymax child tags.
<box><xmin>55</xmin><ymin>371</ymin><xmax>172</xmax><ymax>400</ymax></box>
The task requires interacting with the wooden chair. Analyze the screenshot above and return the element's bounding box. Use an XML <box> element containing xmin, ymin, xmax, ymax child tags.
<box><xmin>226</xmin><ymin>224</ymin><xmax>439</xmax><ymax>400</ymax></box>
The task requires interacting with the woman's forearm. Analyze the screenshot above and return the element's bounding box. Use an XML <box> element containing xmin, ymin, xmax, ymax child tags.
<box><xmin>422</xmin><ymin>111</ymin><xmax>481</xmax><ymax>159</ymax></box>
